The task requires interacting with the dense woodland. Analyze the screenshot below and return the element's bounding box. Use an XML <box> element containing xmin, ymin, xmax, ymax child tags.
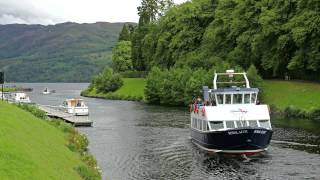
<box><xmin>130</xmin><ymin>0</ymin><xmax>319</xmax><ymax>79</ymax></box>
<box><xmin>92</xmin><ymin>0</ymin><xmax>320</xmax><ymax>105</ymax></box>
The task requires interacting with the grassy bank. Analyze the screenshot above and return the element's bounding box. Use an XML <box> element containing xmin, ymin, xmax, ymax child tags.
<box><xmin>82</xmin><ymin>78</ymin><xmax>146</xmax><ymax>101</ymax></box>
<box><xmin>263</xmin><ymin>80</ymin><xmax>320</xmax><ymax>110</ymax></box>
<box><xmin>0</xmin><ymin>101</ymin><xmax>100</xmax><ymax>179</ymax></box>
<box><xmin>2</xmin><ymin>87</ymin><xmax>16</xmax><ymax>92</ymax></box>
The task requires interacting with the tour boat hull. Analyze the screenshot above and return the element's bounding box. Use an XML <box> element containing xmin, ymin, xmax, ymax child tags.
<box><xmin>191</xmin><ymin>127</ymin><xmax>272</xmax><ymax>154</ymax></box>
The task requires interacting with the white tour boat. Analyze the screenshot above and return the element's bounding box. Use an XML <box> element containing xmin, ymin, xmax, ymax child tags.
<box><xmin>61</xmin><ymin>98</ymin><xmax>89</xmax><ymax>116</ymax></box>
<box><xmin>190</xmin><ymin>70</ymin><xmax>272</xmax><ymax>155</ymax></box>
<box><xmin>12</xmin><ymin>92</ymin><xmax>31</xmax><ymax>103</ymax></box>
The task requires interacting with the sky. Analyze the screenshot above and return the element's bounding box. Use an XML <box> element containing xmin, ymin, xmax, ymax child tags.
<box><xmin>0</xmin><ymin>0</ymin><xmax>188</xmax><ymax>25</ymax></box>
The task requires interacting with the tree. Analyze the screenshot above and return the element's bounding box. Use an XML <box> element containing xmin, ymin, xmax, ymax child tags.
<box><xmin>118</xmin><ymin>24</ymin><xmax>130</xmax><ymax>41</ymax></box>
<box><xmin>247</xmin><ymin>64</ymin><xmax>263</xmax><ymax>89</ymax></box>
<box><xmin>92</xmin><ymin>68</ymin><xmax>123</xmax><ymax>93</ymax></box>
<box><xmin>112</xmin><ymin>41</ymin><xmax>133</xmax><ymax>72</ymax></box>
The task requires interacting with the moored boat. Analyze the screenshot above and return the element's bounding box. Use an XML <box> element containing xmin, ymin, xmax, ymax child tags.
<box><xmin>12</xmin><ymin>92</ymin><xmax>31</xmax><ymax>103</ymax></box>
<box><xmin>60</xmin><ymin>98</ymin><xmax>89</xmax><ymax>116</ymax></box>
<box><xmin>190</xmin><ymin>70</ymin><xmax>272</xmax><ymax>155</ymax></box>
<box><xmin>42</xmin><ymin>87</ymin><xmax>50</xmax><ymax>95</ymax></box>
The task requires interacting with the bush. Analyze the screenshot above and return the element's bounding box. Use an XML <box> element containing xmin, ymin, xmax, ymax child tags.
<box><xmin>16</xmin><ymin>104</ymin><xmax>47</xmax><ymax>120</ymax></box>
<box><xmin>283</xmin><ymin>106</ymin><xmax>304</xmax><ymax>119</ymax></box>
<box><xmin>247</xmin><ymin>64</ymin><xmax>263</xmax><ymax>89</ymax></box>
<box><xmin>309</xmin><ymin>109</ymin><xmax>320</xmax><ymax>121</ymax></box>
<box><xmin>145</xmin><ymin>64</ymin><xmax>249</xmax><ymax>106</ymax></box>
<box><xmin>75</xmin><ymin>165</ymin><xmax>101</xmax><ymax>180</ymax></box>
<box><xmin>67</xmin><ymin>129</ymin><xmax>89</xmax><ymax>153</ymax></box>
<box><xmin>92</xmin><ymin>67</ymin><xmax>123</xmax><ymax>93</ymax></box>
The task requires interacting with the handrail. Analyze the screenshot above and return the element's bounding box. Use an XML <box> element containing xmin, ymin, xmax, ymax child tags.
<box><xmin>213</xmin><ymin>70</ymin><xmax>250</xmax><ymax>89</ymax></box>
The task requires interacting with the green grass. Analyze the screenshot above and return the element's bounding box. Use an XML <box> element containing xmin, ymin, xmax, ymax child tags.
<box><xmin>0</xmin><ymin>101</ymin><xmax>85</xmax><ymax>180</ymax></box>
<box><xmin>263</xmin><ymin>80</ymin><xmax>320</xmax><ymax>110</ymax></box>
<box><xmin>2</xmin><ymin>88</ymin><xmax>16</xmax><ymax>92</ymax></box>
<box><xmin>113</xmin><ymin>78</ymin><xmax>146</xmax><ymax>97</ymax></box>
<box><xmin>82</xmin><ymin>78</ymin><xmax>146</xmax><ymax>101</ymax></box>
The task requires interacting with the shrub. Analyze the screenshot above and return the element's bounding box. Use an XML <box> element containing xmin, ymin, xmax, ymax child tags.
<box><xmin>16</xmin><ymin>104</ymin><xmax>47</xmax><ymax>120</ymax></box>
<box><xmin>309</xmin><ymin>109</ymin><xmax>320</xmax><ymax>121</ymax></box>
<box><xmin>247</xmin><ymin>64</ymin><xmax>263</xmax><ymax>89</ymax></box>
<box><xmin>67</xmin><ymin>129</ymin><xmax>89</xmax><ymax>153</ymax></box>
<box><xmin>282</xmin><ymin>106</ymin><xmax>309</xmax><ymax>119</ymax></box>
<box><xmin>75</xmin><ymin>165</ymin><xmax>101</xmax><ymax>180</ymax></box>
<box><xmin>92</xmin><ymin>67</ymin><xmax>123</xmax><ymax>93</ymax></box>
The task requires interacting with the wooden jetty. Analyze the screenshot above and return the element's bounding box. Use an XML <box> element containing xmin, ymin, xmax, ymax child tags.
<box><xmin>38</xmin><ymin>105</ymin><xmax>93</xmax><ymax>127</ymax></box>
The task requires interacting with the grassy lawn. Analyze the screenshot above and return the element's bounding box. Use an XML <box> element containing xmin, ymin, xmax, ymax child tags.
<box><xmin>82</xmin><ymin>78</ymin><xmax>146</xmax><ymax>101</ymax></box>
<box><xmin>113</xmin><ymin>78</ymin><xmax>146</xmax><ymax>97</ymax></box>
<box><xmin>0</xmin><ymin>101</ymin><xmax>84</xmax><ymax>180</ymax></box>
<box><xmin>263</xmin><ymin>80</ymin><xmax>320</xmax><ymax>110</ymax></box>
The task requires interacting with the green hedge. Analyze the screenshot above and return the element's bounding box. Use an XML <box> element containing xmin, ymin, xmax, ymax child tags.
<box><xmin>270</xmin><ymin>105</ymin><xmax>320</xmax><ymax>121</ymax></box>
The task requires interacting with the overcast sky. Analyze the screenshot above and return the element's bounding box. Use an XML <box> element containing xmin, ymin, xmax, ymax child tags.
<box><xmin>0</xmin><ymin>0</ymin><xmax>187</xmax><ymax>25</ymax></box>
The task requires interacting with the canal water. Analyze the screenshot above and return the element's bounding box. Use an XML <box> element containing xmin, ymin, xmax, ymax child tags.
<box><xmin>13</xmin><ymin>83</ymin><xmax>320</xmax><ymax>179</ymax></box>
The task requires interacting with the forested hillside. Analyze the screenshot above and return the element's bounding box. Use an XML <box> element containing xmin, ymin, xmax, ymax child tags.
<box><xmin>132</xmin><ymin>0</ymin><xmax>319</xmax><ymax>80</ymax></box>
<box><xmin>0</xmin><ymin>22</ymin><xmax>126</xmax><ymax>82</ymax></box>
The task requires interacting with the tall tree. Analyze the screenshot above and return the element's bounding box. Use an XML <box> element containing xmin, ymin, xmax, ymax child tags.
<box><xmin>118</xmin><ymin>24</ymin><xmax>131</xmax><ymax>41</ymax></box>
<box><xmin>112</xmin><ymin>41</ymin><xmax>133</xmax><ymax>72</ymax></box>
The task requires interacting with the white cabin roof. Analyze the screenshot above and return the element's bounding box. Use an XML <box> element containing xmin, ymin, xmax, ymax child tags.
<box><xmin>194</xmin><ymin>105</ymin><xmax>270</xmax><ymax>121</ymax></box>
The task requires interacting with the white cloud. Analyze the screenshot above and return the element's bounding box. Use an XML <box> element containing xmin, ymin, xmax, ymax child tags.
<box><xmin>0</xmin><ymin>0</ymin><xmax>188</xmax><ymax>25</ymax></box>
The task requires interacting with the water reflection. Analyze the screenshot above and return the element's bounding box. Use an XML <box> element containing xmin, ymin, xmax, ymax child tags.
<box><xmin>11</xmin><ymin>83</ymin><xmax>320</xmax><ymax>180</ymax></box>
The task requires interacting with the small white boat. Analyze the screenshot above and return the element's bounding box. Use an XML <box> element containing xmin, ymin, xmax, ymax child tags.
<box><xmin>12</xmin><ymin>92</ymin><xmax>31</xmax><ymax>103</ymax></box>
<box><xmin>42</xmin><ymin>87</ymin><xmax>51</xmax><ymax>95</ymax></box>
<box><xmin>61</xmin><ymin>98</ymin><xmax>89</xmax><ymax>116</ymax></box>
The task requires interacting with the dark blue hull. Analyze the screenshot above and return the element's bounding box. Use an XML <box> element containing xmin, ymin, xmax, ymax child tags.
<box><xmin>191</xmin><ymin>128</ymin><xmax>273</xmax><ymax>153</ymax></box>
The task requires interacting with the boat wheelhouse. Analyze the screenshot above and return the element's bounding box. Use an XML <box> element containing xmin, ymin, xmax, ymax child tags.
<box><xmin>61</xmin><ymin>98</ymin><xmax>89</xmax><ymax>116</ymax></box>
<box><xmin>190</xmin><ymin>70</ymin><xmax>272</xmax><ymax>155</ymax></box>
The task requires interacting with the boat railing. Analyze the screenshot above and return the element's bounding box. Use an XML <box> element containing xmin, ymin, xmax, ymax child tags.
<box><xmin>213</xmin><ymin>70</ymin><xmax>250</xmax><ymax>90</ymax></box>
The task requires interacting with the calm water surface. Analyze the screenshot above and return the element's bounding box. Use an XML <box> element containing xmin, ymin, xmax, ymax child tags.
<box><xmin>12</xmin><ymin>83</ymin><xmax>320</xmax><ymax>180</ymax></box>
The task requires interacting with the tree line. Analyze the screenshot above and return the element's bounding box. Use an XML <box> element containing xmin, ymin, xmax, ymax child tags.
<box><xmin>126</xmin><ymin>0</ymin><xmax>319</xmax><ymax>80</ymax></box>
<box><xmin>91</xmin><ymin>0</ymin><xmax>319</xmax><ymax>105</ymax></box>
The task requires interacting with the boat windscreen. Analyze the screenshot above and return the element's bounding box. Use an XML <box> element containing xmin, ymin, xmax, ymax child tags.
<box><xmin>233</xmin><ymin>94</ymin><xmax>243</xmax><ymax>104</ymax></box>
<box><xmin>259</xmin><ymin>120</ymin><xmax>271</xmax><ymax>129</ymax></box>
<box><xmin>210</xmin><ymin>121</ymin><xmax>224</xmax><ymax>130</ymax></box>
<box><xmin>225</xmin><ymin>94</ymin><xmax>232</xmax><ymax>104</ymax></box>
<box><xmin>244</xmin><ymin>94</ymin><xmax>250</xmax><ymax>104</ymax></box>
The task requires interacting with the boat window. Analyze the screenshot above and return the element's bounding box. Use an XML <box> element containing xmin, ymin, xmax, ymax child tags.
<box><xmin>244</xmin><ymin>94</ymin><xmax>251</xmax><ymax>104</ymax></box>
<box><xmin>233</xmin><ymin>94</ymin><xmax>243</xmax><ymax>104</ymax></box>
<box><xmin>191</xmin><ymin>118</ymin><xmax>195</xmax><ymax>128</ymax></box>
<box><xmin>259</xmin><ymin>120</ymin><xmax>271</xmax><ymax>129</ymax></box>
<box><xmin>203</xmin><ymin>120</ymin><xmax>207</xmax><ymax>131</ymax></box>
<box><xmin>226</xmin><ymin>121</ymin><xmax>235</xmax><ymax>129</ymax></box>
<box><xmin>225</xmin><ymin>94</ymin><xmax>232</xmax><ymax>104</ymax></box>
<box><xmin>196</xmin><ymin>119</ymin><xmax>200</xmax><ymax>129</ymax></box>
<box><xmin>236</xmin><ymin>121</ymin><xmax>245</xmax><ymax>128</ymax></box>
<box><xmin>210</xmin><ymin>121</ymin><xmax>224</xmax><ymax>130</ymax></box>
<box><xmin>248</xmin><ymin>120</ymin><xmax>258</xmax><ymax>127</ymax></box>
<box><xmin>251</xmin><ymin>93</ymin><xmax>257</xmax><ymax>104</ymax></box>
<box><xmin>216</xmin><ymin>94</ymin><xmax>224</xmax><ymax>104</ymax></box>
